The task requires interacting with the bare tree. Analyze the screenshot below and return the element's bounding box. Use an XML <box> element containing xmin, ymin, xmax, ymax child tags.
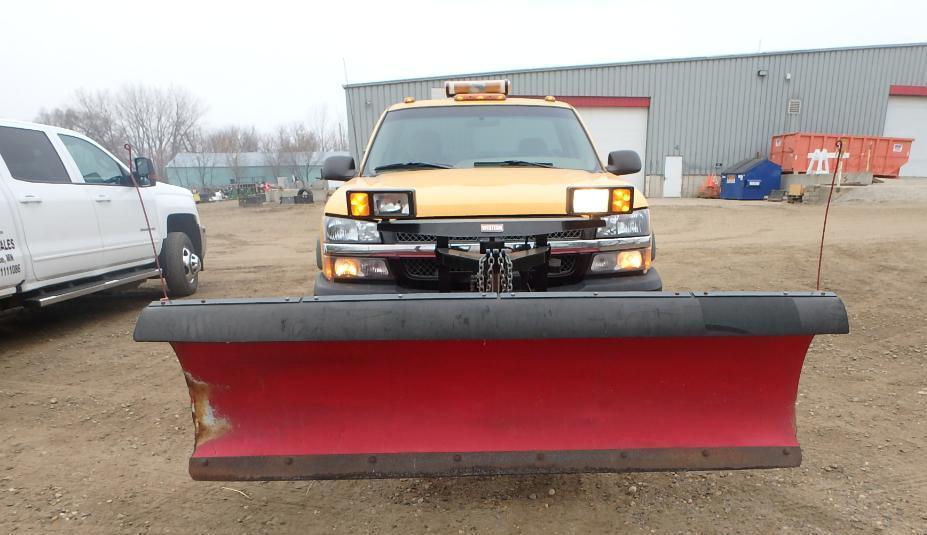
<box><xmin>260</xmin><ymin>133</ymin><xmax>284</xmax><ymax>184</ymax></box>
<box><xmin>36</xmin><ymin>85</ymin><xmax>206</xmax><ymax>178</ymax></box>
<box><xmin>205</xmin><ymin>126</ymin><xmax>261</xmax><ymax>183</ymax></box>
<box><xmin>35</xmin><ymin>107</ymin><xmax>82</xmax><ymax>133</ymax></box>
<box><xmin>302</xmin><ymin>107</ymin><xmax>346</xmax><ymax>152</ymax></box>
<box><xmin>37</xmin><ymin>86</ymin><xmax>347</xmax><ymax>186</ymax></box>
<box><xmin>167</xmin><ymin>128</ymin><xmax>206</xmax><ymax>188</ymax></box>
<box><xmin>190</xmin><ymin>152</ymin><xmax>216</xmax><ymax>189</ymax></box>
<box><xmin>207</xmin><ymin>126</ymin><xmax>261</xmax><ymax>153</ymax></box>
<box><xmin>328</xmin><ymin>121</ymin><xmax>348</xmax><ymax>152</ymax></box>
<box><xmin>74</xmin><ymin>90</ymin><xmax>126</xmax><ymax>158</ymax></box>
<box><xmin>36</xmin><ymin>90</ymin><xmax>126</xmax><ymax>161</ymax></box>
<box><xmin>272</xmin><ymin>122</ymin><xmax>318</xmax><ymax>180</ymax></box>
<box><xmin>117</xmin><ymin>85</ymin><xmax>206</xmax><ymax>176</ymax></box>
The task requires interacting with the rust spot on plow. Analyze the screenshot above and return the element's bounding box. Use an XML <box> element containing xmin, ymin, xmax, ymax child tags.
<box><xmin>184</xmin><ymin>372</ymin><xmax>231</xmax><ymax>446</ymax></box>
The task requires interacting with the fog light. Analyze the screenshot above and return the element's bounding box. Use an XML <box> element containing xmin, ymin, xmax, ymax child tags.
<box><xmin>590</xmin><ymin>249</ymin><xmax>646</xmax><ymax>273</ymax></box>
<box><xmin>323</xmin><ymin>255</ymin><xmax>334</xmax><ymax>280</ymax></box>
<box><xmin>331</xmin><ymin>257</ymin><xmax>390</xmax><ymax>280</ymax></box>
<box><xmin>334</xmin><ymin>258</ymin><xmax>360</xmax><ymax>277</ymax></box>
<box><xmin>618</xmin><ymin>250</ymin><xmax>643</xmax><ymax>270</ymax></box>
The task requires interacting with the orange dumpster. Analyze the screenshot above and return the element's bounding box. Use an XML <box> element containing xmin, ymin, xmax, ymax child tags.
<box><xmin>770</xmin><ymin>132</ymin><xmax>913</xmax><ymax>178</ymax></box>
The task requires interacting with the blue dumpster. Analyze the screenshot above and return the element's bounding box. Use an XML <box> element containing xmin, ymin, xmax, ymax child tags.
<box><xmin>720</xmin><ymin>158</ymin><xmax>781</xmax><ymax>200</ymax></box>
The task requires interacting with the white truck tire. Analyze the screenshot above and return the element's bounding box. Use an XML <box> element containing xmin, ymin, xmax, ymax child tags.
<box><xmin>160</xmin><ymin>232</ymin><xmax>200</xmax><ymax>297</ymax></box>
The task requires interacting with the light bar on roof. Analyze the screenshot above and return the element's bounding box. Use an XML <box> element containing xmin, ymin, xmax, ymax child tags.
<box><xmin>445</xmin><ymin>79</ymin><xmax>511</xmax><ymax>97</ymax></box>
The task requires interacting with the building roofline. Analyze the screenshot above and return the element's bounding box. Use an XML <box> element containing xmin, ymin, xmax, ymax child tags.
<box><xmin>343</xmin><ymin>42</ymin><xmax>927</xmax><ymax>89</ymax></box>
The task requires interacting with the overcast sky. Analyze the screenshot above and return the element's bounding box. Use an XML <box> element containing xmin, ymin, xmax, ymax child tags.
<box><xmin>1</xmin><ymin>0</ymin><xmax>924</xmax><ymax>132</ymax></box>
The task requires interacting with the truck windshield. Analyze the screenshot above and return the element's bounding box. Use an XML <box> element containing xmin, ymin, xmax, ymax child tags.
<box><xmin>362</xmin><ymin>105</ymin><xmax>601</xmax><ymax>175</ymax></box>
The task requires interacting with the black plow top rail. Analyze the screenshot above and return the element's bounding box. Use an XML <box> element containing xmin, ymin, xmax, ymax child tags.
<box><xmin>134</xmin><ymin>292</ymin><xmax>849</xmax><ymax>343</ymax></box>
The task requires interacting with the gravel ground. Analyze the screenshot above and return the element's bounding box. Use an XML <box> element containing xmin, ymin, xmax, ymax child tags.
<box><xmin>834</xmin><ymin>178</ymin><xmax>927</xmax><ymax>204</ymax></box>
<box><xmin>1</xmin><ymin>197</ymin><xmax>925</xmax><ymax>534</ymax></box>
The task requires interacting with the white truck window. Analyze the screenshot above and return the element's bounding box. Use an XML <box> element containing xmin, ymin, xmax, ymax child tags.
<box><xmin>0</xmin><ymin>126</ymin><xmax>71</xmax><ymax>183</ymax></box>
<box><xmin>59</xmin><ymin>135</ymin><xmax>125</xmax><ymax>185</ymax></box>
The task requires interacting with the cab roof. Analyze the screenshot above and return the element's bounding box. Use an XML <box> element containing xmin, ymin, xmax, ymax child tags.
<box><xmin>386</xmin><ymin>97</ymin><xmax>575</xmax><ymax>112</ymax></box>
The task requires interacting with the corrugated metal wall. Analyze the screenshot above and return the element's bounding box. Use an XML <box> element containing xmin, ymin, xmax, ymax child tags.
<box><xmin>344</xmin><ymin>44</ymin><xmax>927</xmax><ymax>175</ymax></box>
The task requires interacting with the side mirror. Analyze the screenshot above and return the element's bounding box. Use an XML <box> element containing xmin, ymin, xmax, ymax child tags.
<box><xmin>606</xmin><ymin>150</ymin><xmax>642</xmax><ymax>176</ymax></box>
<box><xmin>321</xmin><ymin>155</ymin><xmax>356</xmax><ymax>181</ymax></box>
<box><xmin>134</xmin><ymin>157</ymin><xmax>157</xmax><ymax>185</ymax></box>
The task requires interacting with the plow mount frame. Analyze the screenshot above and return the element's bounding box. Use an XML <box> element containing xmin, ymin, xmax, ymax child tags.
<box><xmin>379</xmin><ymin>217</ymin><xmax>604</xmax><ymax>292</ymax></box>
<box><xmin>135</xmin><ymin>292</ymin><xmax>848</xmax><ymax>481</ymax></box>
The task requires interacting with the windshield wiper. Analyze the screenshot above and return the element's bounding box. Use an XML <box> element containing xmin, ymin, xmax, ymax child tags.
<box><xmin>374</xmin><ymin>162</ymin><xmax>451</xmax><ymax>173</ymax></box>
<box><xmin>473</xmin><ymin>160</ymin><xmax>554</xmax><ymax>168</ymax></box>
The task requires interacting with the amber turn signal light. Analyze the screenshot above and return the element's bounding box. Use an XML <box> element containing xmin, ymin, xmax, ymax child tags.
<box><xmin>568</xmin><ymin>186</ymin><xmax>634</xmax><ymax>215</ymax></box>
<box><xmin>611</xmin><ymin>188</ymin><xmax>633</xmax><ymax>214</ymax></box>
<box><xmin>349</xmin><ymin>192</ymin><xmax>370</xmax><ymax>217</ymax></box>
<box><xmin>445</xmin><ymin>79</ymin><xmax>511</xmax><ymax>97</ymax></box>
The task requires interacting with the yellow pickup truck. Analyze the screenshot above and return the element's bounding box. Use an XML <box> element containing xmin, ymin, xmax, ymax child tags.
<box><xmin>314</xmin><ymin>80</ymin><xmax>659</xmax><ymax>295</ymax></box>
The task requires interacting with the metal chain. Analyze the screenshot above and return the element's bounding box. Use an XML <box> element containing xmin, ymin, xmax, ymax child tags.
<box><xmin>496</xmin><ymin>254</ymin><xmax>504</xmax><ymax>294</ymax></box>
<box><xmin>474</xmin><ymin>249</ymin><xmax>514</xmax><ymax>294</ymax></box>
<box><xmin>476</xmin><ymin>253</ymin><xmax>486</xmax><ymax>293</ymax></box>
<box><xmin>486</xmin><ymin>252</ymin><xmax>496</xmax><ymax>293</ymax></box>
<box><xmin>499</xmin><ymin>251</ymin><xmax>507</xmax><ymax>294</ymax></box>
<box><xmin>503</xmin><ymin>250</ymin><xmax>514</xmax><ymax>293</ymax></box>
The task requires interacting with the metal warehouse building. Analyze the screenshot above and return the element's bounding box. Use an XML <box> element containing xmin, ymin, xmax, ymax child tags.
<box><xmin>344</xmin><ymin>42</ymin><xmax>927</xmax><ymax>196</ymax></box>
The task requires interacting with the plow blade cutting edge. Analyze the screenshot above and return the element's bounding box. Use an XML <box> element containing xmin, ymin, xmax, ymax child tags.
<box><xmin>134</xmin><ymin>292</ymin><xmax>848</xmax><ymax>481</ymax></box>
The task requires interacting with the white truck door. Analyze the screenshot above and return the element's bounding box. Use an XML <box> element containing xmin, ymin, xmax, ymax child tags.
<box><xmin>0</xmin><ymin>185</ymin><xmax>26</xmax><ymax>296</ymax></box>
<box><xmin>0</xmin><ymin>125</ymin><xmax>103</xmax><ymax>280</ymax></box>
<box><xmin>56</xmin><ymin>134</ymin><xmax>155</xmax><ymax>268</ymax></box>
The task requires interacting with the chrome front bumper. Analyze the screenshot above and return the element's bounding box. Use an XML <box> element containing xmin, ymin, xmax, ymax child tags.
<box><xmin>322</xmin><ymin>235</ymin><xmax>652</xmax><ymax>257</ymax></box>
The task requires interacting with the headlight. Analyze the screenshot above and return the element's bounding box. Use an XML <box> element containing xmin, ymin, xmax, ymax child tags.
<box><xmin>324</xmin><ymin>216</ymin><xmax>380</xmax><ymax>243</ymax></box>
<box><xmin>372</xmin><ymin>192</ymin><xmax>412</xmax><ymax>216</ymax></box>
<box><xmin>596</xmin><ymin>209</ymin><xmax>650</xmax><ymax>238</ymax></box>
<box><xmin>348</xmin><ymin>190</ymin><xmax>415</xmax><ymax>217</ymax></box>
<box><xmin>571</xmin><ymin>189</ymin><xmax>610</xmax><ymax>214</ymax></box>
<box><xmin>568</xmin><ymin>187</ymin><xmax>634</xmax><ymax>215</ymax></box>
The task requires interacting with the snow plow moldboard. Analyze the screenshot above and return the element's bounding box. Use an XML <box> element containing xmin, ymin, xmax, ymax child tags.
<box><xmin>134</xmin><ymin>292</ymin><xmax>848</xmax><ymax>481</ymax></box>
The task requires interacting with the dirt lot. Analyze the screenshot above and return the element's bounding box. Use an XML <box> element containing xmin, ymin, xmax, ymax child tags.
<box><xmin>2</xmin><ymin>195</ymin><xmax>926</xmax><ymax>534</ymax></box>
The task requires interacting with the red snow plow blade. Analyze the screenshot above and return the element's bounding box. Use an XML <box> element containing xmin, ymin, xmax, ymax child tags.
<box><xmin>134</xmin><ymin>292</ymin><xmax>848</xmax><ymax>480</ymax></box>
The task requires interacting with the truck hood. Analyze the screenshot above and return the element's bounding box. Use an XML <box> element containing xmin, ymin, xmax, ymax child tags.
<box><xmin>325</xmin><ymin>168</ymin><xmax>646</xmax><ymax>217</ymax></box>
<box><xmin>155</xmin><ymin>182</ymin><xmax>195</xmax><ymax>197</ymax></box>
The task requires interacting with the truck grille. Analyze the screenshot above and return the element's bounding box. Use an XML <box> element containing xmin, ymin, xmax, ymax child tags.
<box><xmin>394</xmin><ymin>229</ymin><xmax>583</xmax><ymax>243</ymax></box>
<box><xmin>400</xmin><ymin>255</ymin><xmax>579</xmax><ymax>281</ymax></box>
<box><xmin>402</xmin><ymin>258</ymin><xmax>441</xmax><ymax>279</ymax></box>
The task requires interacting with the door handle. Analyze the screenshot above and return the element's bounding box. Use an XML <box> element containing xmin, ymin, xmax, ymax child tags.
<box><xmin>94</xmin><ymin>194</ymin><xmax>111</xmax><ymax>202</ymax></box>
<box><xmin>19</xmin><ymin>195</ymin><xmax>42</xmax><ymax>204</ymax></box>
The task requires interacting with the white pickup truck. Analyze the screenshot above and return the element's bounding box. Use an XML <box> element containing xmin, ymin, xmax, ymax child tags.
<box><xmin>0</xmin><ymin>120</ymin><xmax>205</xmax><ymax>311</ymax></box>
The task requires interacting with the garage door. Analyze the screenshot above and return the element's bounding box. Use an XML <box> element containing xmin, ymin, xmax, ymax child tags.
<box><xmin>575</xmin><ymin>106</ymin><xmax>649</xmax><ymax>191</ymax></box>
<box><xmin>884</xmin><ymin>95</ymin><xmax>927</xmax><ymax>177</ymax></box>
